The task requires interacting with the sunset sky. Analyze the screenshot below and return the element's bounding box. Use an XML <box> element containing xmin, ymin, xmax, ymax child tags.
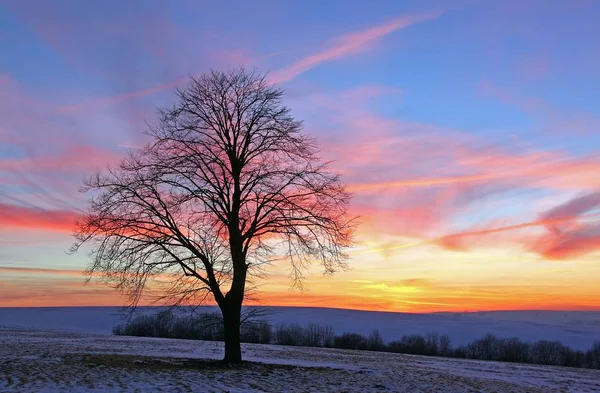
<box><xmin>1</xmin><ymin>0</ymin><xmax>600</xmax><ymax>312</ymax></box>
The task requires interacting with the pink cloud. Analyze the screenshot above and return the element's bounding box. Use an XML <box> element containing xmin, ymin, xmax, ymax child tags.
<box><xmin>0</xmin><ymin>144</ymin><xmax>121</xmax><ymax>173</ymax></box>
<box><xmin>540</xmin><ymin>192</ymin><xmax>600</xmax><ymax>232</ymax></box>
<box><xmin>0</xmin><ymin>143</ymin><xmax>121</xmax><ymax>208</ymax></box>
<box><xmin>0</xmin><ymin>203</ymin><xmax>79</xmax><ymax>233</ymax></box>
<box><xmin>269</xmin><ymin>11</ymin><xmax>442</xmax><ymax>83</ymax></box>
<box><xmin>434</xmin><ymin>219</ymin><xmax>565</xmax><ymax>252</ymax></box>
<box><xmin>353</xmin><ymin>187</ymin><xmax>459</xmax><ymax>239</ymax></box>
<box><xmin>293</xmin><ymin>85</ymin><xmax>600</xmax><ymax>253</ymax></box>
<box><xmin>430</xmin><ymin>192</ymin><xmax>600</xmax><ymax>259</ymax></box>
<box><xmin>328</xmin><ymin>113</ymin><xmax>600</xmax><ymax>194</ymax></box>
<box><xmin>530</xmin><ymin>192</ymin><xmax>600</xmax><ymax>259</ymax></box>
<box><xmin>0</xmin><ymin>74</ymin><xmax>132</xmax><ymax>206</ymax></box>
<box><xmin>532</xmin><ymin>229</ymin><xmax>600</xmax><ymax>260</ymax></box>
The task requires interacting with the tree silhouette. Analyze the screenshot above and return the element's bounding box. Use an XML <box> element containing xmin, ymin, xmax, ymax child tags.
<box><xmin>71</xmin><ymin>69</ymin><xmax>355</xmax><ymax>362</ymax></box>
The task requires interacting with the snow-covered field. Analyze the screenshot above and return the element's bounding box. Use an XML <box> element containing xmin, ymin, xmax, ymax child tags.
<box><xmin>1</xmin><ymin>329</ymin><xmax>600</xmax><ymax>393</ymax></box>
<box><xmin>1</xmin><ymin>306</ymin><xmax>600</xmax><ymax>349</ymax></box>
<box><xmin>2</xmin><ymin>307</ymin><xmax>599</xmax><ymax>392</ymax></box>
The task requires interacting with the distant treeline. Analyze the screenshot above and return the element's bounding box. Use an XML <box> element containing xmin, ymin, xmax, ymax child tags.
<box><xmin>113</xmin><ymin>310</ymin><xmax>600</xmax><ymax>369</ymax></box>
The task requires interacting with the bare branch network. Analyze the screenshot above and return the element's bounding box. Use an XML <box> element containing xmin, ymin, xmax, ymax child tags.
<box><xmin>72</xmin><ymin>68</ymin><xmax>356</xmax><ymax>314</ymax></box>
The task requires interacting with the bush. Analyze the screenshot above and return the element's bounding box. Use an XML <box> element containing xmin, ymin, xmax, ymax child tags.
<box><xmin>367</xmin><ymin>330</ymin><xmax>385</xmax><ymax>351</ymax></box>
<box><xmin>453</xmin><ymin>346</ymin><xmax>467</xmax><ymax>358</ymax></box>
<box><xmin>114</xmin><ymin>311</ymin><xmax>223</xmax><ymax>341</ymax></box>
<box><xmin>466</xmin><ymin>333</ymin><xmax>504</xmax><ymax>361</ymax></box>
<box><xmin>241</xmin><ymin>319</ymin><xmax>272</xmax><ymax>344</ymax></box>
<box><xmin>438</xmin><ymin>334</ymin><xmax>452</xmax><ymax>357</ymax></box>
<box><xmin>113</xmin><ymin>314</ymin><xmax>160</xmax><ymax>337</ymax></box>
<box><xmin>273</xmin><ymin>323</ymin><xmax>305</xmax><ymax>346</ymax></box>
<box><xmin>586</xmin><ymin>341</ymin><xmax>600</xmax><ymax>369</ymax></box>
<box><xmin>334</xmin><ymin>333</ymin><xmax>368</xmax><ymax>350</ymax></box>
<box><xmin>270</xmin><ymin>322</ymin><xmax>336</xmax><ymax>347</ymax></box>
<box><xmin>562</xmin><ymin>347</ymin><xmax>586</xmax><ymax>368</ymax></box>
<box><xmin>301</xmin><ymin>323</ymin><xmax>335</xmax><ymax>347</ymax></box>
<box><xmin>499</xmin><ymin>337</ymin><xmax>529</xmax><ymax>363</ymax></box>
<box><xmin>388</xmin><ymin>334</ymin><xmax>427</xmax><ymax>355</ymax></box>
<box><xmin>528</xmin><ymin>340</ymin><xmax>565</xmax><ymax>366</ymax></box>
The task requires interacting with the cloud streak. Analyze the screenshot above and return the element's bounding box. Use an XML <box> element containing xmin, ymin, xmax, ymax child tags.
<box><xmin>0</xmin><ymin>203</ymin><xmax>79</xmax><ymax>233</ymax></box>
<box><xmin>532</xmin><ymin>192</ymin><xmax>600</xmax><ymax>259</ymax></box>
<box><xmin>481</xmin><ymin>81</ymin><xmax>600</xmax><ymax>135</ymax></box>
<box><xmin>0</xmin><ymin>266</ymin><xmax>83</xmax><ymax>276</ymax></box>
<box><xmin>56</xmin><ymin>78</ymin><xmax>187</xmax><ymax>114</ymax></box>
<box><xmin>294</xmin><ymin>85</ymin><xmax>600</xmax><ymax>261</ymax></box>
<box><xmin>51</xmin><ymin>11</ymin><xmax>441</xmax><ymax>114</ymax></box>
<box><xmin>430</xmin><ymin>192</ymin><xmax>600</xmax><ymax>259</ymax></box>
<box><xmin>269</xmin><ymin>12</ymin><xmax>442</xmax><ymax>83</ymax></box>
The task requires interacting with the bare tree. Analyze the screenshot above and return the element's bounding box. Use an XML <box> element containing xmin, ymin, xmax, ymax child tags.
<box><xmin>71</xmin><ymin>69</ymin><xmax>355</xmax><ymax>362</ymax></box>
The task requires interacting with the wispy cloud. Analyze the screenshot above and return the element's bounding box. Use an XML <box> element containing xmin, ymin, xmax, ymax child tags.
<box><xmin>269</xmin><ymin>12</ymin><xmax>442</xmax><ymax>83</ymax></box>
<box><xmin>0</xmin><ymin>266</ymin><xmax>83</xmax><ymax>276</ymax></box>
<box><xmin>52</xmin><ymin>12</ymin><xmax>440</xmax><ymax>114</ymax></box>
<box><xmin>0</xmin><ymin>203</ymin><xmax>79</xmax><ymax>233</ymax></box>
<box><xmin>300</xmin><ymin>84</ymin><xmax>600</xmax><ymax>260</ymax></box>
<box><xmin>56</xmin><ymin>79</ymin><xmax>187</xmax><ymax>114</ymax></box>
<box><xmin>481</xmin><ymin>81</ymin><xmax>600</xmax><ymax>135</ymax></box>
<box><xmin>430</xmin><ymin>192</ymin><xmax>600</xmax><ymax>259</ymax></box>
<box><xmin>531</xmin><ymin>192</ymin><xmax>600</xmax><ymax>259</ymax></box>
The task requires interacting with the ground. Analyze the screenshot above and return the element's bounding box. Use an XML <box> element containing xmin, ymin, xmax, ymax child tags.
<box><xmin>1</xmin><ymin>329</ymin><xmax>599</xmax><ymax>392</ymax></box>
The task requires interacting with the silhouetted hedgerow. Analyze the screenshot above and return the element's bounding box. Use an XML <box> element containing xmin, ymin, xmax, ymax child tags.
<box><xmin>113</xmin><ymin>311</ymin><xmax>600</xmax><ymax>369</ymax></box>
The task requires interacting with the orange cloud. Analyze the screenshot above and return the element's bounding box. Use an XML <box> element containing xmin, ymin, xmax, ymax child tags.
<box><xmin>0</xmin><ymin>266</ymin><xmax>83</xmax><ymax>276</ymax></box>
<box><xmin>246</xmin><ymin>292</ymin><xmax>397</xmax><ymax>312</ymax></box>
<box><xmin>2</xmin><ymin>270</ymin><xmax>599</xmax><ymax>312</ymax></box>
<box><xmin>0</xmin><ymin>280</ymin><xmax>121</xmax><ymax>307</ymax></box>
<box><xmin>270</xmin><ymin>12</ymin><xmax>442</xmax><ymax>83</ymax></box>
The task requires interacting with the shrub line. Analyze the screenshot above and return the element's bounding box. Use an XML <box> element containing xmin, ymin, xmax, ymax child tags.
<box><xmin>113</xmin><ymin>310</ymin><xmax>600</xmax><ymax>370</ymax></box>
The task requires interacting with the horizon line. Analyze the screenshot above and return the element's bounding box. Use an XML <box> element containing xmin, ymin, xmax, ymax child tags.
<box><xmin>1</xmin><ymin>304</ymin><xmax>599</xmax><ymax>314</ymax></box>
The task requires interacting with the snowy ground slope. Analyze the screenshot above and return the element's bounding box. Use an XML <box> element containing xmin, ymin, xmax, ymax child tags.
<box><xmin>1</xmin><ymin>330</ymin><xmax>599</xmax><ymax>393</ymax></box>
<box><xmin>1</xmin><ymin>306</ymin><xmax>599</xmax><ymax>349</ymax></box>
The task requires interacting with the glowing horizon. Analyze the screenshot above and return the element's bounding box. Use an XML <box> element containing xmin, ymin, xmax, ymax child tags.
<box><xmin>1</xmin><ymin>1</ymin><xmax>600</xmax><ymax>312</ymax></box>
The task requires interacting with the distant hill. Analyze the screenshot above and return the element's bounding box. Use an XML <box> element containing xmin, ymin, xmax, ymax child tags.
<box><xmin>1</xmin><ymin>306</ymin><xmax>599</xmax><ymax>350</ymax></box>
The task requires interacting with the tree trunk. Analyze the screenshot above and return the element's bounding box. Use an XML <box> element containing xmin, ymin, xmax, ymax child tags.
<box><xmin>221</xmin><ymin>302</ymin><xmax>242</xmax><ymax>363</ymax></box>
<box><xmin>222</xmin><ymin>211</ymin><xmax>246</xmax><ymax>363</ymax></box>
